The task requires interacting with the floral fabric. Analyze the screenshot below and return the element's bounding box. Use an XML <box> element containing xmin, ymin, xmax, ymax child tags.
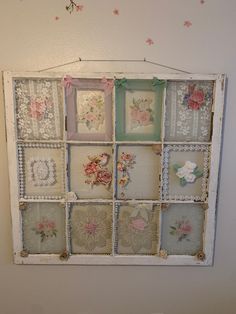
<box><xmin>71</xmin><ymin>204</ymin><xmax>112</xmax><ymax>254</ymax></box>
<box><xmin>165</xmin><ymin>81</ymin><xmax>214</xmax><ymax>142</ymax></box>
<box><xmin>15</xmin><ymin>79</ymin><xmax>63</xmax><ymax>140</ymax></box>
<box><xmin>161</xmin><ymin>203</ymin><xmax>204</xmax><ymax>255</ymax></box>
<box><xmin>22</xmin><ymin>202</ymin><xmax>66</xmax><ymax>254</ymax></box>
<box><xmin>116</xmin><ymin>204</ymin><xmax>159</xmax><ymax>255</ymax></box>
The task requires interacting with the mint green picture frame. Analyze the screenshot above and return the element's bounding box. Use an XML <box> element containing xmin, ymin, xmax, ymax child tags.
<box><xmin>115</xmin><ymin>78</ymin><xmax>165</xmax><ymax>141</ymax></box>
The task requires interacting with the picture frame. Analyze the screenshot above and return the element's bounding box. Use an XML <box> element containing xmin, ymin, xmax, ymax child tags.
<box><xmin>115</xmin><ymin>78</ymin><xmax>165</xmax><ymax>141</ymax></box>
<box><xmin>65</xmin><ymin>77</ymin><xmax>113</xmax><ymax>141</ymax></box>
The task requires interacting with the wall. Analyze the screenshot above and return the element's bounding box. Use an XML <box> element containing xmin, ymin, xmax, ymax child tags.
<box><xmin>0</xmin><ymin>1</ymin><xmax>236</xmax><ymax>314</ymax></box>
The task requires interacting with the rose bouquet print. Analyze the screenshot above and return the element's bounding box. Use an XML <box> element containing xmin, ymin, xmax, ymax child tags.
<box><xmin>4</xmin><ymin>72</ymin><xmax>225</xmax><ymax>265</ymax></box>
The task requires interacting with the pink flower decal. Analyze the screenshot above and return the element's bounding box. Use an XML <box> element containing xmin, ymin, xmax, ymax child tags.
<box><xmin>84</xmin><ymin>153</ymin><xmax>112</xmax><ymax>189</ymax></box>
<box><xmin>32</xmin><ymin>218</ymin><xmax>57</xmax><ymax>242</ymax></box>
<box><xmin>96</xmin><ymin>170</ymin><xmax>112</xmax><ymax>186</ymax></box>
<box><xmin>54</xmin><ymin>16</ymin><xmax>60</xmax><ymax>21</ymax></box>
<box><xmin>184</xmin><ymin>20</ymin><xmax>192</xmax><ymax>28</ymax></box>
<box><xmin>200</xmin><ymin>0</ymin><xmax>205</xmax><ymax>4</ymax></box>
<box><xmin>113</xmin><ymin>9</ymin><xmax>119</xmax><ymax>15</ymax></box>
<box><xmin>169</xmin><ymin>218</ymin><xmax>192</xmax><ymax>242</ymax></box>
<box><xmin>146</xmin><ymin>38</ymin><xmax>154</xmax><ymax>45</ymax></box>
<box><xmin>130</xmin><ymin>218</ymin><xmax>147</xmax><ymax>231</ymax></box>
<box><xmin>76</xmin><ymin>4</ymin><xmax>84</xmax><ymax>12</ymax></box>
<box><xmin>183</xmin><ymin>84</ymin><xmax>206</xmax><ymax>110</ymax></box>
<box><xmin>117</xmin><ymin>152</ymin><xmax>136</xmax><ymax>192</ymax></box>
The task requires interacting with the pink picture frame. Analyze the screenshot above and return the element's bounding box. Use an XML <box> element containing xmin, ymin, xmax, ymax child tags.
<box><xmin>64</xmin><ymin>77</ymin><xmax>113</xmax><ymax>141</ymax></box>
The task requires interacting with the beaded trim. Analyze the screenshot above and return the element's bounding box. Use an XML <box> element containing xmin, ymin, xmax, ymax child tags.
<box><xmin>18</xmin><ymin>143</ymin><xmax>65</xmax><ymax>200</ymax></box>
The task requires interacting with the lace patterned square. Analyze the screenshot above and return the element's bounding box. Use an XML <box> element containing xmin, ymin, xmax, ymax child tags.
<box><xmin>70</xmin><ymin>203</ymin><xmax>112</xmax><ymax>254</ymax></box>
<box><xmin>15</xmin><ymin>79</ymin><xmax>63</xmax><ymax>140</ymax></box>
<box><xmin>115</xmin><ymin>79</ymin><xmax>164</xmax><ymax>141</ymax></box>
<box><xmin>165</xmin><ymin>81</ymin><xmax>214</xmax><ymax>142</ymax></box>
<box><xmin>18</xmin><ymin>143</ymin><xmax>65</xmax><ymax>199</ymax></box>
<box><xmin>115</xmin><ymin>203</ymin><xmax>160</xmax><ymax>255</ymax></box>
<box><xmin>22</xmin><ymin>202</ymin><xmax>66</xmax><ymax>254</ymax></box>
<box><xmin>116</xmin><ymin>145</ymin><xmax>161</xmax><ymax>200</ymax></box>
<box><xmin>162</xmin><ymin>144</ymin><xmax>210</xmax><ymax>201</ymax></box>
<box><xmin>69</xmin><ymin>145</ymin><xmax>113</xmax><ymax>199</ymax></box>
<box><xmin>161</xmin><ymin>203</ymin><xmax>205</xmax><ymax>255</ymax></box>
<box><xmin>65</xmin><ymin>78</ymin><xmax>113</xmax><ymax>141</ymax></box>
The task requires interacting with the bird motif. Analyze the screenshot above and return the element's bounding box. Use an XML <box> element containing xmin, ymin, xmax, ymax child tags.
<box><xmin>88</xmin><ymin>153</ymin><xmax>110</xmax><ymax>166</ymax></box>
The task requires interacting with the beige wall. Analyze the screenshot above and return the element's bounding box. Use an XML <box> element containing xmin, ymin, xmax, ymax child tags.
<box><xmin>0</xmin><ymin>1</ymin><xmax>236</xmax><ymax>314</ymax></box>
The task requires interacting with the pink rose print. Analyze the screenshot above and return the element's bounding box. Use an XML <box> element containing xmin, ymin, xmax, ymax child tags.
<box><xmin>137</xmin><ymin>110</ymin><xmax>151</xmax><ymax>126</ymax></box>
<box><xmin>29</xmin><ymin>97</ymin><xmax>49</xmax><ymax>119</ymax></box>
<box><xmin>169</xmin><ymin>218</ymin><xmax>192</xmax><ymax>242</ymax></box>
<box><xmin>96</xmin><ymin>170</ymin><xmax>112</xmax><ymax>186</ymax></box>
<box><xmin>117</xmin><ymin>152</ymin><xmax>136</xmax><ymax>195</ymax></box>
<box><xmin>32</xmin><ymin>218</ymin><xmax>57</xmax><ymax>242</ymax></box>
<box><xmin>83</xmin><ymin>153</ymin><xmax>112</xmax><ymax>189</ymax></box>
<box><xmin>84</xmin><ymin>161</ymin><xmax>99</xmax><ymax>176</ymax></box>
<box><xmin>183</xmin><ymin>84</ymin><xmax>206</xmax><ymax>110</ymax></box>
<box><xmin>129</xmin><ymin>97</ymin><xmax>154</xmax><ymax>129</ymax></box>
<box><xmin>85</xmin><ymin>222</ymin><xmax>97</xmax><ymax>235</ymax></box>
<box><xmin>130</xmin><ymin>218</ymin><xmax>147</xmax><ymax>231</ymax></box>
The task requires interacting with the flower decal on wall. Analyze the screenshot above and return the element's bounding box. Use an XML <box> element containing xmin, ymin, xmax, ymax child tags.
<box><xmin>117</xmin><ymin>152</ymin><xmax>136</xmax><ymax>189</ymax></box>
<box><xmin>146</xmin><ymin>38</ymin><xmax>154</xmax><ymax>45</ymax></box>
<box><xmin>130</xmin><ymin>97</ymin><xmax>154</xmax><ymax>130</ymax></box>
<box><xmin>77</xmin><ymin>92</ymin><xmax>105</xmax><ymax>131</ymax></box>
<box><xmin>66</xmin><ymin>1</ymin><xmax>84</xmax><ymax>14</ymax></box>
<box><xmin>27</xmin><ymin>158</ymin><xmax>56</xmax><ymax>187</ymax></box>
<box><xmin>173</xmin><ymin>161</ymin><xmax>203</xmax><ymax>186</ymax></box>
<box><xmin>32</xmin><ymin>218</ymin><xmax>57</xmax><ymax>242</ymax></box>
<box><xmin>169</xmin><ymin>217</ymin><xmax>192</xmax><ymax>242</ymax></box>
<box><xmin>83</xmin><ymin>153</ymin><xmax>112</xmax><ymax>189</ymax></box>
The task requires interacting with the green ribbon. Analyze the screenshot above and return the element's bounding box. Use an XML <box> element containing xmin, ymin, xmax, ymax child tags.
<box><xmin>115</xmin><ymin>78</ymin><xmax>128</xmax><ymax>88</ymax></box>
<box><xmin>152</xmin><ymin>77</ymin><xmax>166</xmax><ymax>88</ymax></box>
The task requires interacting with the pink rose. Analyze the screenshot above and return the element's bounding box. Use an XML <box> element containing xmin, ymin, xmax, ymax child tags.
<box><xmin>37</xmin><ymin>223</ymin><xmax>44</xmax><ymax>231</ymax></box>
<box><xmin>84</xmin><ymin>162</ymin><xmax>99</xmax><ymax>175</ymax></box>
<box><xmin>188</xmin><ymin>89</ymin><xmax>205</xmax><ymax>110</ymax></box>
<box><xmin>121</xmin><ymin>152</ymin><xmax>133</xmax><ymax>161</ymax></box>
<box><xmin>180</xmin><ymin>223</ymin><xmax>192</xmax><ymax>234</ymax></box>
<box><xmin>85</xmin><ymin>222</ymin><xmax>97</xmax><ymax>235</ymax></box>
<box><xmin>130</xmin><ymin>108</ymin><xmax>139</xmax><ymax>120</ymax></box>
<box><xmin>96</xmin><ymin>170</ymin><xmax>112</xmax><ymax>185</ymax></box>
<box><xmin>85</xmin><ymin>113</ymin><xmax>96</xmax><ymax>122</ymax></box>
<box><xmin>137</xmin><ymin>110</ymin><xmax>151</xmax><ymax>126</ymax></box>
<box><xmin>29</xmin><ymin>99</ymin><xmax>46</xmax><ymax>119</ymax></box>
<box><xmin>130</xmin><ymin>218</ymin><xmax>147</xmax><ymax>231</ymax></box>
<box><xmin>117</xmin><ymin>162</ymin><xmax>125</xmax><ymax>172</ymax></box>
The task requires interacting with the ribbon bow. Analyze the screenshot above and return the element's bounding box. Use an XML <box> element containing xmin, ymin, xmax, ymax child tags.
<box><xmin>152</xmin><ymin>77</ymin><xmax>166</xmax><ymax>88</ymax></box>
<box><xmin>115</xmin><ymin>78</ymin><xmax>128</xmax><ymax>88</ymax></box>
<box><xmin>61</xmin><ymin>75</ymin><xmax>74</xmax><ymax>96</ymax></box>
<box><xmin>101</xmin><ymin>77</ymin><xmax>114</xmax><ymax>95</ymax></box>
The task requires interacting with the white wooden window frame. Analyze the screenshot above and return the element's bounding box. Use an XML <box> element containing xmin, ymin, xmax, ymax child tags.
<box><xmin>3</xmin><ymin>71</ymin><xmax>226</xmax><ymax>265</ymax></box>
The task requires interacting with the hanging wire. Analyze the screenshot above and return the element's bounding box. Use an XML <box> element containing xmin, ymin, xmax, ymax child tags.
<box><xmin>39</xmin><ymin>57</ymin><xmax>191</xmax><ymax>74</ymax></box>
